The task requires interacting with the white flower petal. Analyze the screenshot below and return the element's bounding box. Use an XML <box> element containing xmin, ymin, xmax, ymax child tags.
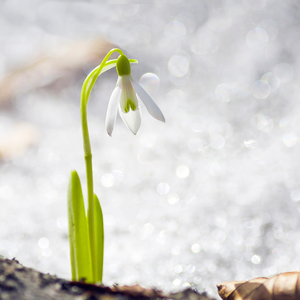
<box><xmin>130</xmin><ymin>77</ymin><xmax>165</xmax><ymax>122</ymax></box>
<box><xmin>119</xmin><ymin>107</ymin><xmax>141</xmax><ymax>135</ymax></box>
<box><xmin>120</xmin><ymin>75</ymin><xmax>139</xmax><ymax>113</ymax></box>
<box><xmin>105</xmin><ymin>78</ymin><xmax>122</xmax><ymax>136</ymax></box>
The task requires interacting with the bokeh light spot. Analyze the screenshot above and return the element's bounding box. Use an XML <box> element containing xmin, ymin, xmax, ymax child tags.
<box><xmin>247</xmin><ymin>0</ymin><xmax>267</xmax><ymax>11</ymax></box>
<box><xmin>244</xmin><ymin>140</ymin><xmax>257</xmax><ymax>149</ymax></box>
<box><xmin>208</xmin><ymin>9</ymin><xmax>231</xmax><ymax>32</ymax></box>
<box><xmin>101</xmin><ymin>174</ymin><xmax>115</xmax><ymax>187</ymax></box>
<box><xmin>253</xmin><ymin>114</ymin><xmax>273</xmax><ymax>133</ymax></box>
<box><xmin>261</xmin><ymin>72</ymin><xmax>280</xmax><ymax>92</ymax></box>
<box><xmin>157</xmin><ymin>182</ymin><xmax>170</xmax><ymax>195</ymax></box>
<box><xmin>291</xmin><ymin>190</ymin><xmax>300</xmax><ymax>202</ymax></box>
<box><xmin>140</xmin><ymin>133</ymin><xmax>156</xmax><ymax>148</ymax></box>
<box><xmin>223</xmin><ymin>0</ymin><xmax>246</xmax><ymax>16</ymax></box>
<box><xmin>168</xmin><ymin>54</ymin><xmax>190</xmax><ymax>77</ymax></box>
<box><xmin>246</xmin><ymin>28</ymin><xmax>269</xmax><ymax>48</ymax></box>
<box><xmin>191</xmin><ymin>243</ymin><xmax>201</xmax><ymax>253</ymax></box>
<box><xmin>38</xmin><ymin>237</ymin><xmax>49</xmax><ymax>249</ymax></box>
<box><xmin>168</xmin><ymin>193</ymin><xmax>180</xmax><ymax>205</ymax></box>
<box><xmin>251</xmin><ymin>255</ymin><xmax>261</xmax><ymax>264</ymax></box>
<box><xmin>215</xmin><ymin>83</ymin><xmax>233</xmax><ymax>102</ymax></box>
<box><xmin>210</xmin><ymin>134</ymin><xmax>225</xmax><ymax>149</ymax></box>
<box><xmin>282</xmin><ymin>133</ymin><xmax>299</xmax><ymax>147</ymax></box>
<box><xmin>274</xmin><ymin>63</ymin><xmax>294</xmax><ymax>83</ymax></box>
<box><xmin>173</xmin><ymin>278</ymin><xmax>181</xmax><ymax>286</ymax></box>
<box><xmin>190</xmin><ymin>31</ymin><xmax>219</xmax><ymax>55</ymax></box>
<box><xmin>176</xmin><ymin>165</ymin><xmax>190</xmax><ymax>178</ymax></box>
<box><xmin>143</xmin><ymin>223</ymin><xmax>154</xmax><ymax>235</ymax></box>
<box><xmin>252</xmin><ymin>80</ymin><xmax>271</xmax><ymax>99</ymax></box>
<box><xmin>258</xmin><ymin>19</ymin><xmax>278</xmax><ymax>41</ymax></box>
<box><xmin>164</xmin><ymin>21</ymin><xmax>186</xmax><ymax>39</ymax></box>
<box><xmin>139</xmin><ymin>73</ymin><xmax>160</xmax><ymax>93</ymax></box>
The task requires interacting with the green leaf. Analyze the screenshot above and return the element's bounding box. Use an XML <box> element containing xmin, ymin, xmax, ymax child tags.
<box><xmin>67</xmin><ymin>170</ymin><xmax>93</xmax><ymax>283</ymax></box>
<box><xmin>94</xmin><ymin>194</ymin><xmax>104</xmax><ymax>283</ymax></box>
<box><xmin>68</xmin><ymin>199</ymin><xmax>76</xmax><ymax>281</ymax></box>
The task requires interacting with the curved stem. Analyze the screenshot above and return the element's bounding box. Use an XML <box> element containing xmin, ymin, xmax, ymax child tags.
<box><xmin>80</xmin><ymin>48</ymin><xmax>123</xmax><ymax>281</ymax></box>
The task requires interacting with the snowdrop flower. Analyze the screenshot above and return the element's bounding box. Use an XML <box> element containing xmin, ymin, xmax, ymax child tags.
<box><xmin>70</xmin><ymin>48</ymin><xmax>165</xmax><ymax>285</ymax></box>
<box><xmin>105</xmin><ymin>54</ymin><xmax>165</xmax><ymax>136</ymax></box>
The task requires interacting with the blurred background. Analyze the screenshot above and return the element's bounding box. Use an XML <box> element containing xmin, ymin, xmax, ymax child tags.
<box><xmin>0</xmin><ymin>0</ymin><xmax>300</xmax><ymax>297</ymax></box>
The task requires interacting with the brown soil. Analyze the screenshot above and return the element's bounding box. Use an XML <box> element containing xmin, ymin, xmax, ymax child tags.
<box><xmin>0</xmin><ymin>256</ymin><xmax>216</xmax><ymax>300</ymax></box>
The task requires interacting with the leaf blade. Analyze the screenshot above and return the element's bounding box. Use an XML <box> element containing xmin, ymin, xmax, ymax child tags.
<box><xmin>67</xmin><ymin>170</ymin><xmax>93</xmax><ymax>283</ymax></box>
<box><xmin>94</xmin><ymin>194</ymin><xmax>104</xmax><ymax>283</ymax></box>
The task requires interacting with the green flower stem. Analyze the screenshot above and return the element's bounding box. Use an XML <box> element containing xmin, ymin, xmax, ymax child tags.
<box><xmin>80</xmin><ymin>48</ymin><xmax>123</xmax><ymax>282</ymax></box>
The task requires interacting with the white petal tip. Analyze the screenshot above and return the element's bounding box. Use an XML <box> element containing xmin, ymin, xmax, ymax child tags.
<box><xmin>106</xmin><ymin>126</ymin><xmax>113</xmax><ymax>137</ymax></box>
<box><xmin>153</xmin><ymin>110</ymin><xmax>165</xmax><ymax>123</ymax></box>
<box><xmin>130</xmin><ymin>78</ymin><xmax>165</xmax><ymax>124</ymax></box>
<box><xmin>119</xmin><ymin>108</ymin><xmax>141</xmax><ymax>135</ymax></box>
<box><xmin>128</xmin><ymin>125</ymin><xmax>140</xmax><ymax>135</ymax></box>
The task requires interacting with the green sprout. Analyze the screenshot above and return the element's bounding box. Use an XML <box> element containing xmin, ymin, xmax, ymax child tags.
<box><xmin>67</xmin><ymin>48</ymin><xmax>165</xmax><ymax>284</ymax></box>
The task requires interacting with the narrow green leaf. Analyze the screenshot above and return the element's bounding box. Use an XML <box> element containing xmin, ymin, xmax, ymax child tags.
<box><xmin>94</xmin><ymin>194</ymin><xmax>104</xmax><ymax>283</ymax></box>
<box><xmin>67</xmin><ymin>173</ymin><xmax>77</xmax><ymax>281</ymax></box>
<box><xmin>67</xmin><ymin>170</ymin><xmax>93</xmax><ymax>283</ymax></box>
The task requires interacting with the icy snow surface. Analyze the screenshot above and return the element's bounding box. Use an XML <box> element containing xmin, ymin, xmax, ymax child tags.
<box><xmin>1</xmin><ymin>0</ymin><xmax>300</xmax><ymax>297</ymax></box>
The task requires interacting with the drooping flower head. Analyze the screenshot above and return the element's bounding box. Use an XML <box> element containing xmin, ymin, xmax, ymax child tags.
<box><xmin>105</xmin><ymin>54</ymin><xmax>165</xmax><ymax>136</ymax></box>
